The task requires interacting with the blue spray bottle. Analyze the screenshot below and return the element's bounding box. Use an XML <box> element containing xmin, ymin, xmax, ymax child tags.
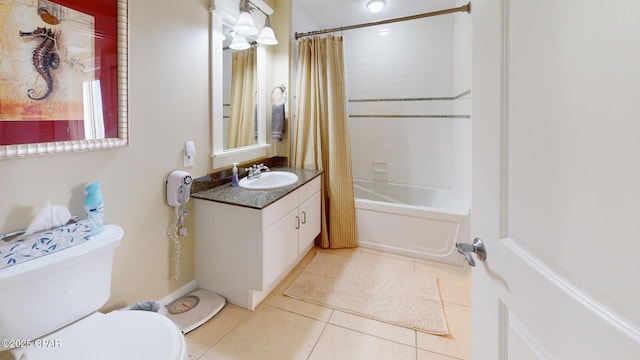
<box><xmin>84</xmin><ymin>181</ymin><xmax>105</xmax><ymax>234</ymax></box>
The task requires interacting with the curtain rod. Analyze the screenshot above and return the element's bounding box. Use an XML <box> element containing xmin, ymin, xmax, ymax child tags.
<box><xmin>295</xmin><ymin>2</ymin><xmax>471</xmax><ymax>40</ymax></box>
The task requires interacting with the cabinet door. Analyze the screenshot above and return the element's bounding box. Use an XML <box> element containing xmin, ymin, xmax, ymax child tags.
<box><xmin>298</xmin><ymin>191</ymin><xmax>321</xmax><ymax>253</ymax></box>
<box><xmin>262</xmin><ymin>208</ymin><xmax>299</xmax><ymax>289</ymax></box>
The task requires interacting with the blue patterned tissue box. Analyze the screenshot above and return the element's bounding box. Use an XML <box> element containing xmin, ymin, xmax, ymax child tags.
<box><xmin>0</xmin><ymin>220</ymin><xmax>92</xmax><ymax>269</ymax></box>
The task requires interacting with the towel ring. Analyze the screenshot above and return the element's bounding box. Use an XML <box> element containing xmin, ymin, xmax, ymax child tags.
<box><xmin>271</xmin><ymin>85</ymin><xmax>287</xmax><ymax>105</ymax></box>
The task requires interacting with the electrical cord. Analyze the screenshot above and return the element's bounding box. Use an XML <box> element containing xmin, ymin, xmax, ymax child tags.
<box><xmin>167</xmin><ymin>205</ymin><xmax>186</xmax><ymax>280</ymax></box>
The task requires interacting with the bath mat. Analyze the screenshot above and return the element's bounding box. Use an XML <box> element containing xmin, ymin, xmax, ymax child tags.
<box><xmin>284</xmin><ymin>253</ymin><xmax>449</xmax><ymax>335</ymax></box>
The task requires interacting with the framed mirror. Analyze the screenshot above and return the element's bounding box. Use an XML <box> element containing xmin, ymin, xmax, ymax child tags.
<box><xmin>210</xmin><ymin>0</ymin><xmax>271</xmax><ymax>169</ymax></box>
<box><xmin>0</xmin><ymin>0</ymin><xmax>128</xmax><ymax>159</ymax></box>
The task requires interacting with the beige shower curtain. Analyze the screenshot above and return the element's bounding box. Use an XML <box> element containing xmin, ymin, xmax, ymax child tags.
<box><xmin>292</xmin><ymin>35</ymin><xmax>356</xmax><ymax>249</ymax></box>
<box><xmin>227</xmin><ymin>47</ymin><xmax>257</xmax><ymax>148</ymax></box>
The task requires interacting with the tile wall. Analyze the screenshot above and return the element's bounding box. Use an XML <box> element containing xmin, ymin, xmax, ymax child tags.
<box><xmin>344</xmin><ymin>12</ymin><xmax>471</xmax><ymax>206</ymax></box>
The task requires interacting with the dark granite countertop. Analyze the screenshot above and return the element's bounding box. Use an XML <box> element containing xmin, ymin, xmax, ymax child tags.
<box><xmin>191</xmin><ymin>167</ymin><xmax>323</xmax><ymax>210</ymax></box>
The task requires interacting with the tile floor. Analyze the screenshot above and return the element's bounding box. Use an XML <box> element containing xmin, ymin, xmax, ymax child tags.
<box><xmin>185</xmin><ymin>246</ymin><xmax>471</xmax><ymax>360</ymax></box>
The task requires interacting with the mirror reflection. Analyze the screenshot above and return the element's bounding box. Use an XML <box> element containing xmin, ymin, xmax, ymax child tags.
<box><xmin>223</xmin><ymin>25</ymin><xmax>257</xmax><ymax>150</ymax></box>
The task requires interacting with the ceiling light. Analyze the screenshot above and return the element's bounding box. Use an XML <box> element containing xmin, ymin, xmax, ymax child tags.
<box><xmin>367</xmin><ymin>0</ymin><xmax>386</xmax><ymax>13</ymax></box>
<box><xmin>256</xmin><ymin>17</ymin><xmax>278</xmax><ymax>45</ymax></box>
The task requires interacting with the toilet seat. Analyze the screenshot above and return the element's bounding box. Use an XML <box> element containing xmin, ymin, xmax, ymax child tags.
<box><xmin>9</xmin><ymin>311</ymin><xmax>186</xmax><ymax>360</ymax></box>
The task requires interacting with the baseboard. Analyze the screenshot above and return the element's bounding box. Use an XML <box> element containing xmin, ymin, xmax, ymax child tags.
<box><xmin>158</xmin><ymin>279</ymin><xmax>198</xmax><ymax>306</ymax></box>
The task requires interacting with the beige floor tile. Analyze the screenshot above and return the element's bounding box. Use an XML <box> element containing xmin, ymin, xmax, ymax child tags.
<box><xmin>329</xmin><ymin>310</ymin><xmax>416</xmax><ymax>347</ymax></box>
<box><xmin>266</xmin><ymin>291</ymin><xmax>334</xmax><ymax>322</ymax></box>
<box><xmin>417</xmin><ymin>303</ymin><xmax>471</xmax><ymax>360</ymax></box>
<box><xmin>262</xmin><ymin>247</ymin><xmax>331</xmax><ymax>306</ymax></box>
<box><xmin>417</xmin><ymin>348</ymin><xmax>461</xmax><ymax>360</ymax></box>
<box><xmin>294</xmin><ymin>248</ymin><xmax>318</xmax><ymax>271</ymax></box>
<box><xmin>199</xmin><ymin>305</ymin><xmax>326</xmax><ymax>360</ymax></box>
<box><xmin>187</xmin><ymin>247</ymin><xmax>471</xmax><ymax>360</ymax></box>
<box><xmin>263</xmin><ymin>250</ymin><xmax>334</xmax><ymax>322</ymax></box>
<box><xmin>415</xmin><ymin>260</ymin><xmax>471</xmax><ymax>306</ymax></box>
<box><xmin>308</xmin><ymin>324</ymin><xmax>416</xmax><ymax>360</ymax></box>
<box><xmin>184</xmin><ymin>304</ymin><xmax>249</xmax><ymax>359</ymax></box>
<box><xmin>414</xmin><ymin>258</ymin><xmax>469</xmax><ymax>279</ymax></box>
<box><xmin>263</xmin><ymin>262</ymin><xmax>307</xmax><ymax>303</ymax></box>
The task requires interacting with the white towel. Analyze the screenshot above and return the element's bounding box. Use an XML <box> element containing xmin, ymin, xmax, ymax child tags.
<box><xmin>271</xmin><ymin>104</ymin><xmax>285</xmax><ymax>141</ymax></box>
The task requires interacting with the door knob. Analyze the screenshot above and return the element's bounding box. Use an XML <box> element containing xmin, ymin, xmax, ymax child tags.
<box><xmin>456</xmin><ymin>237</ymin><xmax>487</xmax><ymax>267</ymax></box>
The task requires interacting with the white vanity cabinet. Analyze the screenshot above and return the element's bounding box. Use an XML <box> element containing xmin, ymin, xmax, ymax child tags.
<box><xmin>194</xmin><ymin>176</ymin><xmax>321</xmax><ymax>310</ymax></box>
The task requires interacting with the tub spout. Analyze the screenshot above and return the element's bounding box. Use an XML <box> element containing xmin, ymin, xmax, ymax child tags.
<box><xmin>457</xmin><ymin>244</ymin><xmax>476</xmax><ymax>266</ymax></box>
<box><xmin>456</xmin><ymin>238</ymin><xmax>487</xmax><ymax>267</ymax></box>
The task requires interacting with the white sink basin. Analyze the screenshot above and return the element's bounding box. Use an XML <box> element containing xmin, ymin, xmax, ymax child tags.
<box><xmin>238</xmin><ymin>171</ymin><xmax>299</xmax><ymax>190</ymax></box>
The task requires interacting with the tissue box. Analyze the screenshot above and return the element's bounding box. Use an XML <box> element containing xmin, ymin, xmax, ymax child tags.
<box><xmin>0</xmin><ymin>220</ymin><xmax>92</xmax><ymax>269</ymax></box>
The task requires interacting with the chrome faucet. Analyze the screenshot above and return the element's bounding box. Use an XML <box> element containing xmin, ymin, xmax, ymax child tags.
<box><xmin>245</xmin><ymin>163</ymin><xmax>270</xmax><ymax>179</ymax></box>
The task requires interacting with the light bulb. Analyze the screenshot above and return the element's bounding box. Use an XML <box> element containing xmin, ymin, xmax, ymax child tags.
<box><xmin>229</xmin><ymin>32</ymin><xmax>250</xmax><ymax>50</ymax></box>
<box><xmin>257</xmin><ymin>26</ymin><xmax>278</xmax><ymax>45</ymax></box>
<box><xmin>367</xmin><ymin>0</ymin><xmax>386</xmax><ymax>13</ymax></box>
<box><xmin>234</xmin><ymin>11</ymin><xmax>259</xmax><ymax>36</ymax></box>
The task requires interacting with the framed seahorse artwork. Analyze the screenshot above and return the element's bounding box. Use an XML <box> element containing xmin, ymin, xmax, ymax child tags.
<box><xmin>0</xmin><ymin>0</ymin><xmax>128</xmax><ymax>157</ymax></box>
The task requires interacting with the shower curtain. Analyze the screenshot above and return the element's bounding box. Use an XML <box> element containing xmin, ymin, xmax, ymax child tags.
<box><xmin>227</xmin><ymin>47</ymin><xmax>256</xmax><ymax>148</ymax></box>
<box><xmin>292</xmin><ymin>35</ymin><xmax>356</xmax><ymax>249</ymax></box>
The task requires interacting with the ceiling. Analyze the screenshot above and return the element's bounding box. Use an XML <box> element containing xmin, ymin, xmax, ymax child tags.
<box><xmin>293</xmin><ymin>0</ymin><xmax>460</xmax><ymax>29</ymax></box>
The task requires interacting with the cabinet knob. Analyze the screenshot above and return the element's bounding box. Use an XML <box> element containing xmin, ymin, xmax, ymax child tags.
<box><xmin>295</xmin><ymin>216</ymin><xmax>300</xmax><ymax>229</ymax></box>
<box><xmin>301</xmin><ymin>211</ymin><xmax>307</xmax><ymax>224</ymax></box>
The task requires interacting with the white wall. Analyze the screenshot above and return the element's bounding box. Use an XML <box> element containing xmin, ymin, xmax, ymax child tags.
<box><xmin>268</xmin><ymin>0</ymin><xmax>291</xmax><ymax>158</ymax></box>
<box><xmin>0</xmin><ymin>0</ymin><xmax>211</xmax><ymax>309</ymax></box>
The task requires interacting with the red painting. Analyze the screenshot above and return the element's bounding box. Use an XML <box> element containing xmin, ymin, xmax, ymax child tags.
<box><xmin>0</xmin><ymin>0</ymin><xmax>118</xmax><ymax>145</ymax></box>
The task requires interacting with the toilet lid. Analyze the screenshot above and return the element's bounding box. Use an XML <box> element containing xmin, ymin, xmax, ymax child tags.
<box><xmin>11</xmin><ymin>311</ymin><xmax>186</xmax><ymax>360</ymax></box>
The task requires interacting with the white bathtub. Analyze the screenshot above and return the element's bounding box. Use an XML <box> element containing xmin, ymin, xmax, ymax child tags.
<box><xmin>354</xmin><ymin>180</ymin><xmax>469</xmax><ymax>266</ymax></box>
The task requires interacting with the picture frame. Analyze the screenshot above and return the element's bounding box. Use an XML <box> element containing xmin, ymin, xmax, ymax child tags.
<box><xmin>0</xmin><ymin>0</ymin><xmax>128</xmax><ymax>159</ymax></box>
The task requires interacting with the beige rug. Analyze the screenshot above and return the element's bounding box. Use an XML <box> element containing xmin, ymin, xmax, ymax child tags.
<box><xmin>284</xmin><ymin>253</ymin><xmax>449</xmax><ymax>335</ymax></box>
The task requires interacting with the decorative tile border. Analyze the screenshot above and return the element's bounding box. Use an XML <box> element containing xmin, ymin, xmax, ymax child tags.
<box><xmin>350</xmin><ymin>114</ymin><xmax>471</xmax><ymax>119</ymax></box>
<box><xmin>348</xmin><ymin>89</ymin><xmax>471</xmax><ymax>103</ymax></box>
<box><xmin>348</xmin><ymin>90</ymin><xmax>471</xmax><ymax>119</ymax></box>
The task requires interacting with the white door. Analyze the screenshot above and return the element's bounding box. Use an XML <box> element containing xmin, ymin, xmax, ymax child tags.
<box><xmin>470</xmin><ymin>1</ymin><xmax>640</xmax><ymax>358</ymax></box>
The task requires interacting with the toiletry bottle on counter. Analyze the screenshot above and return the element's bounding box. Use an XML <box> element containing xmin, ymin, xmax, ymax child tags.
<box><xmin>84</xmin><ymin>181</ymin><xmax>105</xmax><ymax>234</ymax></box>
<box><xmin>231</xmin><ymin>163</ymin><xmax>239</xmax><ymax>187</ymax></box>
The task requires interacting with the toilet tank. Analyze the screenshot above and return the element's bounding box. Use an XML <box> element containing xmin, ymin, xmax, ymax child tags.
<box><xmin>0</xmin><ymin>224</ymin><xmax>123</xmax><ymax>347</ymax></box>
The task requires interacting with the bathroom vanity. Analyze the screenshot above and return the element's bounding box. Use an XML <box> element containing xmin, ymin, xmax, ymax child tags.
<box><xmin>192</xmin><ymin>168</ymin><xmax>322</xmax><ymax>310</ymax></box>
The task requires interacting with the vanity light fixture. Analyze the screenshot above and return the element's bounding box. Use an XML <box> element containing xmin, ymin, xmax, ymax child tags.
<box><xmin>233</xmin><ymin>0</ymin><xmax>259</xmax><ymax>36</ymax></box>
<box><xmin>256</xmin><ymin>16</ymin><xmax>278</xmax><ymax>45</ymax></box>
<box><xmin>229</xmin><ymin>31</ymin><xmax>250</xmax><ymax>50</ymax></box>
<box><xmin>234</xmin><ymin>0</ymin><xmax>278</xmax><ymax>45</ymax></box>
<box><xmin>367</xmin><ymin>0</ymin><xmax>386</xmax><ymax>13</ymax></box>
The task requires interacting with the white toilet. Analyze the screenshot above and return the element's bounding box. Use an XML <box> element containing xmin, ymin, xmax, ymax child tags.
<box><xmin>0</xmin><ymin>225</ymin><xmax>187</xmax><ymax>360</ymax></box>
